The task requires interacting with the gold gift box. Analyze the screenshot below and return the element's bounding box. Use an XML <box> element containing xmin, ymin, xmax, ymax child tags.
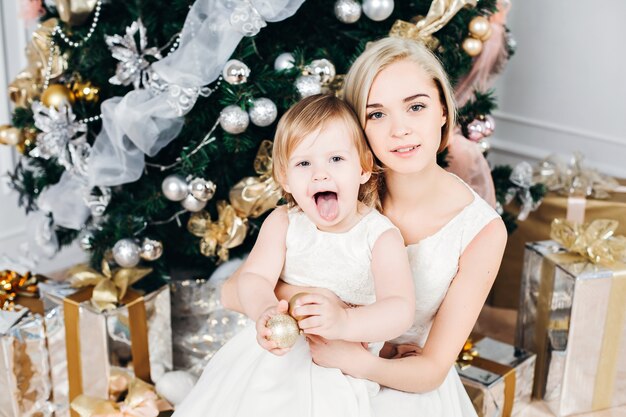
<box><xmin>458</xmin><ymin>336</ymin><xmax>536</xmax><ymax>417</ymax></box>
<box><xmin>492</xmin><ymin>185</ymin><xmax>626</xmax><ymax>309</ymax></box>
<box><xmin>40</xmin><ymin>282</ymin><xmax>173</xmax><ymax>417</ymax></box>
<box><xmin>516</xmin><ymin>240</ymin><xmax>626</xmax><ymax>416</ymax></box>
<box><xmin>0</xmin><ymin>309</ymin><xmax>53</xmax><ymax>417</ymax></box>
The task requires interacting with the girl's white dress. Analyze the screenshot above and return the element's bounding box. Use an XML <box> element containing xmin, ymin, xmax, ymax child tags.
<box><xmin>172</xmin><ymin>208</ymin><xmax>398</xmax><ymax>417</ymax></box>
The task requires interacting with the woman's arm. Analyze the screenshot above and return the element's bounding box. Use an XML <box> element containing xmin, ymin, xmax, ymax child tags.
<box><xmin>298</xmin><ymin>228</ymin><xmax>415</xmax><ymax>342</ymax></box>
<box><xmin>309</xmin><ymin>218</ymin><xmax>507</xmax><ymax>393</ymax></box>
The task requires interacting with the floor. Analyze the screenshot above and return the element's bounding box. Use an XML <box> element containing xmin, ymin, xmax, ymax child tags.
<box><xmin>474</xmin><ymin>306</ymin><xmax>626</xmax><ymax>417</ymax></box>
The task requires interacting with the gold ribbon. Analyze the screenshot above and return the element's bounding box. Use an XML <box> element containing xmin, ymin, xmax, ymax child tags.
<box><xmin>457</xmin><ymin>335</ymin><xmax>516</xmax><ymax>417</ymax></box>
<box><xmin>68</xmin><ymin>261</ymin><xmax>152</xmax><ymax>312</ymax></box>
<box><xmin>389</xmin><ymin>0</ymin><xmax>477</xmax><ymax>47</ymax></box>
<box><xmin>0</xmin><ymin>270</ymin><xmax>39</xmax><ymax>311</ymax></box>
<box><xmin>531</xmin><ymin>242</ymin><xmax>626</xmax><ymax>409</ymax></box>
<box><xmin>9</xmin><ymin>18</ymin><xmax>67</xmax><ymax>108</ymax></box>
<box><xmin>71</xmin><ymin>369</ymin><xmax>172</xmax><ymax>417</ymax></box>
<box><xmin>188</xmin><ymin>201</ymin><xmax>248</xmax><ymax>262</ymax></box>
<box><xmin>55</xmin><ymin>0</ymin><xmax>99</xmax><ymax>26</ymax></box>
<box><xmin>550</xmin><ymin>218</ymin><xmax>626</xmax><ymax>264</ymax></box>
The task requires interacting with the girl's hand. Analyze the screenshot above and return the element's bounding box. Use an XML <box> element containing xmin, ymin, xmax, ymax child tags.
<box><xmin>306</xmin><ymin>335</ymin><xmax>370</xmax><ymax>377</ymax></box>
<box><xmin>293</xmin><ymin>293</ymin><xmax>349</xmax><ymax>340</ymax></box>
<box><xmin>255</xmin><ymin>299</ymin><xmax>291</xmax><ymax>356</ymax></box>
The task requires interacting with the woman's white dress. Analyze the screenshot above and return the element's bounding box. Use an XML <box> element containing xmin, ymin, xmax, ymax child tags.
<box><xmin>370</xmin><ymin>178</ymin><xmax>499</xmax><ymax>416</ymax></box>
<box><xmin>172</xmin><ymin>208</ymin><xmax>398</xmax><ymax>417</ymax></box>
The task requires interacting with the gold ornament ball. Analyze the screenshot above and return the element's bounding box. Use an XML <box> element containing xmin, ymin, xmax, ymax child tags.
<box><xmin>0</xmin><ymin>125</ymin><xmax>24</xmax><ymax>146</ymax></box>
<box><xmin>267</xmin><ymin>314</ymin><xmax>300</xmax><ymax>349</ymax></box>
<box><xmin>41</xmin><ymin>84</ymin><xmax>75</xmax><ymax>109</ymax></box>
<box><xmin>72</xmin><ymin>81</ymin><xmax>100</xmax><ymax>103</ymax></box>
<box><xmin>462</xmin><ymin>37</ymin><xmax>483</xmax><ymax>57</ymax></box>
<box><xmin>468</xmin><ymin>16</ymin><xmax>491</xmax><ymax>40</ymax></box>
<box><xmin>288</xmin><ymin>292</ymin><xmax>311</xmax><ymax>321</ymax></box>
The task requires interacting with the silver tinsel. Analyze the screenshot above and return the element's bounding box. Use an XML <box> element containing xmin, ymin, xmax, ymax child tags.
<box><xmin>334</xmin><ymin>0</ymin><xmax>362</xmax><ymax>24</ymax></box>
<box><xmin>306</xmin><ymin>59</ymin><xmax>336</xmax><ymax>85</ymax></box>
<box><xmin>106</xmin><ymin>19</ymin><xmax>162</xmax><ymax>89</ymax></box>
<box><xmin>294</xmin><ymin>75</ymin><xmax>322</xmax><ymax>98</ymax></box>
<box><xmin>362</xmin><ymin>0</ymin><xmax>394</xmax><ymax>21</ymax></box>
<box><xmin>30</xmin><ymin>101</ymin><xmax>88</xmax><ymax>173</ymax></box>
<box><xmin>222</xmin><ymin>59</ymin><xmax>250</xmax><ymax>85</ymax></box>
<box><xmin>219</xmin><ymin>105</ymin><xmax>250</xmax><ymax>134</ymax></box>
<box><xmin>248</xmin><ymin>98</ymin><xmax>278</xmax><ymax>127</ymax></box>
<box><xmin>274</xmin><ymin>52</ymin><xmax>295</xmax><ymax>71</ymax></box>
<box><xmin>112</xmin><ymin>238</ymin><xmax>141</xmax><ymax>268</ymax></box>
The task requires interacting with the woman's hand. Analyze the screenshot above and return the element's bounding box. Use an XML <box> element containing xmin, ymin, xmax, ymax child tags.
<box><xmin>294</xmin><ymin>293</ymin><xmax>349</xmax><ymax>340</ymax></box>
<box><xmin>255</xmin><ymin>299</ymin><xmax>291</xmax><ymax>356</ymax></box>
<box><xmin>306</xmin><ymin>335</ymin><xmax>370</xmax><ymax>377</ymax></box>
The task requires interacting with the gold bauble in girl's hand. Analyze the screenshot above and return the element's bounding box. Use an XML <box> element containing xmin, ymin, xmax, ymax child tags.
<box><xmin>288</xmin><ymin>292</ymin><xmax>311</xmax><ymax>321</ymax></box>
<box><xmin>468</xmin><ymin>16</ymin><xmax>491</xmax><ymax>41</ymax></box>
<box><xmin>267</xmin><ymin>314</ymin><xmax>300</xmax><ymax>349</ymax></box>
<box><xmin>462</xmin><ymin>37</ymin><xmax>483</xmax><ymax>57</ymax></box>
<box><xmin>41</xmin><ymin>84</ymin><xmax>75</xmax><ymax>109</ymax></box>
<box><xmin>0</xmin><ymin>125</ymin><xmax>23</xmax><ymax>146</ymax></box>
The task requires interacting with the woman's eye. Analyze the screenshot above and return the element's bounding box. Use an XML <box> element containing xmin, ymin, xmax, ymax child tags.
<box><xmin>367</xmin><ymin>111</ymin><xmax>384</xmax><ymax>120</ymax></box>
<box><xmin>330</xmin><ymin>156</ymin><xmax>343</xmax><ymax>163</ymax></box>
<box><xmin>409</xmin><ymin>104</ymin><xmax>425</xmax><ymax>112</ymax></box>
<box><xmin>296</xmin><ymin>161</ymin><xmax>310</xmax><ymax>167</ymax></box>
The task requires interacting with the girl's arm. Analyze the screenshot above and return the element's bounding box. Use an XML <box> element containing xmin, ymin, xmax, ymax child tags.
<box><xmin>235</xmin><ymin>206</ymin><xmax>289</xmax><ymax>321</ymax></box>
<box><xmin>308</xmin><ymin>218</ymin><xmax>507</xmax><ymax>393</ymax></box>
<box><xmin>298</xmin><ymin>228</ymin><xmax>415</xmax><ymax>342</ymax></box>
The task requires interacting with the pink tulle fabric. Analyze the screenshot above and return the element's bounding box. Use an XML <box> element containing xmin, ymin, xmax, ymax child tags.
<box><xmin>445</xmin><ymin>0</ymin><xmax>511</xmax><ymax>207</ymax></box>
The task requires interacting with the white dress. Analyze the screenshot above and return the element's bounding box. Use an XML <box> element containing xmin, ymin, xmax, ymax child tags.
<box><xmin>172</xmin><ymin>208</ymin><xmax>398</xmax><ymax>417</ymax></box>
<box><xmin>370</xmin><ymin>176</ymin><xmax>499</xmax><ymax>416</ymax></box>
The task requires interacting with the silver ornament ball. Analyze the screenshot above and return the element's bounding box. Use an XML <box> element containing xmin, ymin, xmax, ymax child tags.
<box><xmin>219</xmin><ymin>105</ymin><xmax>250</xmax><ymax>134</ymax></box>
<box><xmin>112</xmin><ymin>239</ymin><xmax>141</xmax><ymax>268</ymax></box>
<box><xmin>222</xmin><ymin>59</ymin><xmax>251</xmax><ymax>85</ymax></box>
<box><xmin>306</xmin><ymin>59</ymin><xmax>336</xmax><ymax>85</ymax></box>
<box><xmin>334</xmin><ymin>0</ymin><xmax>362</xmax><ymax>24</ymax></box>
<box><xmin>162</xmin><ymin>174</ymin><xmax>189</xmax><ymax>202</ymax></box>
<box><xmin>181</xmin><ymin>194</ymin><xmax>207</xmax><ymax>212</ymax></box>
<box><xmin>295</xmin><ymin>75</ymin><xmax>322</xmax><ymax>98</ymax></box>
<box><xmin>140</xmin><ymin>237</ymin><xmax>164</xmax><ymax>261</ymax></box>
<box><xmin>274</xmin><ymin>52</ymin><xmax>295</xmax><ymax>71</ymax></box>
<box><xmin>362</xmin><ymin>0</ymin><xmax>394</xmax><ymax>21</ymax></box>
<box><xmin>79</xmin><ymin>233</ymin><xmax>93</xmax><ymax>251</ymax></box>
<box><xmin>248</xmin><ymin>98</ymin><xmax>278</xmax><ymax>127</ymax></box>
<box><xmin>189</xmin><ymin>178</ymin><xmax>217</xmax><ymax>202</ymax></box>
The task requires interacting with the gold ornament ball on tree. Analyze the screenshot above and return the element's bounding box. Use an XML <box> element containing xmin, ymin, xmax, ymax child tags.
<box><xmin>72</xmin><ymin>80</ymin><xmax>100</xmax><ymax>103</ymax></box>
<box><xmin>468</xmin><ymin>16</ymin><xmax>491</xmax><ymax>41</ymax></box>
<box><xmin>41</xmin><ymin>84</ymin><xmax>75</xmax><ymax>109</ymax></box>
<box><xmin>462</xmin><ymin>37</ymin><xmax>483</xmax><ymax>57</ymax></box>
<box><xmin>267</xmin><ymin>314</ymin><xmax>300</xmax><ymax>349</ymax></box>
<box><xmin>0</xmin><ymin>125</ymin><xmax>24</xmax><ymax>146</ymax></box>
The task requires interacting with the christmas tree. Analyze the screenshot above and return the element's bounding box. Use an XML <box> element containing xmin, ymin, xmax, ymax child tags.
<box><xmin>2</xmin><ymin>0</ymin><xmax>540</xmax><ymax>280</ymax></box>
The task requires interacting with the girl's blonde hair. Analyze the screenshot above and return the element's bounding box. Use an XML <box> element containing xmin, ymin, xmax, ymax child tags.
<box><xmin>272</xmin><ymin>94</ymin><xmax>379</xmax><ymax>208</ymax></box>
<box><xmin>343</xmin><ymin>37</ymin><xmax>457</xmax><ymax>153</ymax></box>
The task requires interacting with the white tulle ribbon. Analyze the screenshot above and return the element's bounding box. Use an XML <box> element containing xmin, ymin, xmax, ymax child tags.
<box><xmin>88</xmin><ymin>0</ymin><xmax>305</xmax><ymax>187</ymax></box>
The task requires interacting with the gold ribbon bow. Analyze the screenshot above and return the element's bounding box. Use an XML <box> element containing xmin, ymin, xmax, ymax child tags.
<box><xmin>9</xmin><ymin>18</ymin><xmax>68</xmax><ymax>108</ymax></box>
<box><xmin>0</xmin><ymin>270</ymin><xmax>39</xmax><ymax>311</ymax></box>
<box><xmin>550</xmin><ymin>218</ymin><xmax>626</xmax><ymax>265</ymax></box>
<box><xmin>229</xmin><ymin>140</ymin><xmax>282</xmax><ymax>219</ymax></box>
<box><xmin>188</xmin><ymin>201</ymin><xmax>249</xmax><ymax>262</ymax></box>
<box><xmin>389</xmin><ymin>0</ymin><xmax>477</xmax><ymax>48</ymax></box>
<box><xmin>68</xmin><ymin>261</ymin><xmax>152</xmax><ymax>311</ymax></box>
<box><xmin>71</xmin><ymin>369</ymin><xmax>172</xmax><ymax>417</ymax></box>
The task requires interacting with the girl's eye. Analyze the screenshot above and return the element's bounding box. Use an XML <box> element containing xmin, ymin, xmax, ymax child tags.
<box><xmin>367</xmin><ymin>111</ymin><xmax>384</xmax><ymax>120</ymax></box>
<box><xmin>330</xmin><ymin>156</ymin><xmax>343</xmax><ymax>163</ymax></box>
<box><xmin>409</xmin><ymin>104</ymin><xmax>425</xmax><ymax>112</ymax></box>
<box><xmin>296</xmin><ymin>161</ymin><xmax>310</xmax><ymax>167</ymax></box>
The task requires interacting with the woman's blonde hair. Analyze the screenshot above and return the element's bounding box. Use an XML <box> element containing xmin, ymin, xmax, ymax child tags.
<box><xmin>343</xmin><ymin>37</ymin><xmax>457</xmax><ymax>153</ymax></box>
<box><xmin>272</xmin><ymin>94</ymin><xmax>379</xmax><ymax>208</ymax></box>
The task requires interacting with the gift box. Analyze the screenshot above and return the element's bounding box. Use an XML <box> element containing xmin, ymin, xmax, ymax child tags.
<box><xmin>516</xmin><ymin>240</ymin><xmax>626</xmax><ymax>416</ymax></box>
<box><xmin>458</xmin><ymin>335</ymin><xmax>536</xmax><ymax>417</ymax></box>
<box><xmin>41</xmin><ymin>280</ymin><xmax>173</xmax><ymax>417</ymax></box>
<box><xmin>171</xmin><ymin>277</ymin><xmax>250</xmax><ymax>376</ymax></box>
<box><xmin>491</xmin><ymin>180</ymin><xmax>626</xmax><ymax>309</ymax></box>
<box><xmin>0</xmin><ymin>308</ymin><xmax>53</xmax><ymax>417</ymax></box>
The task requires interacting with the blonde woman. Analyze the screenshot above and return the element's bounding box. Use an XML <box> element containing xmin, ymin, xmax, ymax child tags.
<box><xmin>223</xmin><ymin>38</ymin><xmax>507</xmax><ymax>415</ymax></box>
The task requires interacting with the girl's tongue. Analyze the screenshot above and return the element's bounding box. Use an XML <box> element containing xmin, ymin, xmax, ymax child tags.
<box><xmin>315</xmin><ymin>192</ymin><xmax>339</xmax><ymax>221</ymax></box>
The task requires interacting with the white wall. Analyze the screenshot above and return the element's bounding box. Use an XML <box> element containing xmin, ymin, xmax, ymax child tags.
<box><xmin>487</xmin><ymin>0</ymin><xmax>626</xmax><ymax>177</ymax></box>
<box><xmin>0</xmin><ymin>1</ymin><xmax>85</xmax><ymax>273</ymax></box>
